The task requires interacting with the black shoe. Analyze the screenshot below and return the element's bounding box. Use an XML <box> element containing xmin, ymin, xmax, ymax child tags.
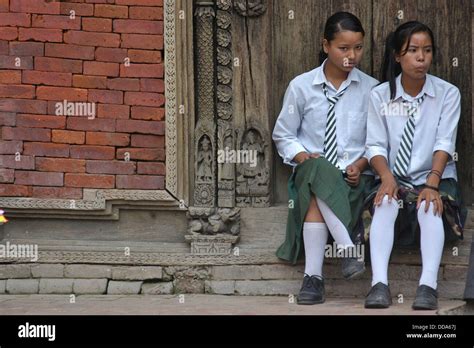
<box><xmin>412</xmin><ymin>285</ymin><xmax>438</xmax><ymax>310</ymax></box>
<box><xmin>341</xmin><ymin>256</ymin><xmax>366</xmax><ymax>279</ymax></box>
<box><xmin>364</xmin><ymin>282</ymin><xmax>392</xmax><ymax>308</ymax></box>
<box><xmin>297</xmin><ymin>274</ymin><xmax>325</xmax><ymax>305</ymax></box>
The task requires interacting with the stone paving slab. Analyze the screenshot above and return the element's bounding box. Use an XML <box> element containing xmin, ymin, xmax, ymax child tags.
<box><xmin>0</xmin><ymin>295</ymin><xmax>466</xmax><ymax>315</ymax></box>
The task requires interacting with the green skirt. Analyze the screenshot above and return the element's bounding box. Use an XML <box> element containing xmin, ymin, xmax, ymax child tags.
<box><xmin>276</xmin><ymin>157</ymin><xmax>375</xmax><ymax>264</ymax></box>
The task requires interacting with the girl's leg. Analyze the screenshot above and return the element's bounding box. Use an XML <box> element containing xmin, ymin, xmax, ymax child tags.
<box><xmin>303</xmin><ymin>196</ymin><xmax>328</xmax><ymax>277</ymax></box>
<box><xmin>316</xmin><ymin>197</ymin><xmax>355</xmax><ymax>249</ymax></box>
<box><xmin>369</xmin><ymin>195</ymin><xmax>399</xmax><ymax>286</ymax></box>
<box><xmin>417</xmin><ymin>201</ymin><xmax>445</xmax><ymax>289</ymax></box>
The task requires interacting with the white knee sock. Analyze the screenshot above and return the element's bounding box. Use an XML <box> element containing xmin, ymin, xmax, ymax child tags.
<box><xmin>417</xmin><ymin>201</ymin><xmax>445</xmax><ymax>289</ymax></box>
<box><xmin>316</xmin><ymin>197</ymin><xmax>354</xmax><ymax>249</ymax></box>
<box><xmin>303</xmin><ymin>222</ymin><xmax>329</xmax><ymax>277</ymax></box>
<box><xmin>369</xmin><ymin>195</ymin><xmax>399</xmax><ymax>286</ymax></box>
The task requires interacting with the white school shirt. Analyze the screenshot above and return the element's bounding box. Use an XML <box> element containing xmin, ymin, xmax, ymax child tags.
<box><xmin>365</xmin><ymin>74</ymin><xmax>461</xmax><ymax>185</ymax></box>
<box><xmin>272</xmin><ymin>60</ymin><xmax>379</xmax><ymax>172</ymax></box>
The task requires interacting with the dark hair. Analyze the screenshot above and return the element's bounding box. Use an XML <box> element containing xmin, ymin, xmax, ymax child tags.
<box><xmin>319</xmin><ymin>12</ymin><xmax>365</xmax><ymax>65</ymax></box>
<box><xmin>381</xmin><ymin>21</ymin><xmax>436</xmax><ymax>100</ymax></box>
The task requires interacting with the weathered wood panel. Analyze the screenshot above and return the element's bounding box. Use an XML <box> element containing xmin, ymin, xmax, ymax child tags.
<box><xmin>373</xmin><ymin>0</ymin><xmax>472</xmax><ymax>204</ymax></box>
<box><xmin>271</xmin><ymin>0</ymin><xmax>373</xmax><ymax>203</ymax></box>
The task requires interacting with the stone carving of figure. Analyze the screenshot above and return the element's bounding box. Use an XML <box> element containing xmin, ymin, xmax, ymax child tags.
<box><xmin>197</xmin><ymin>136</ymin><xmax>213</xmax><ymax>182</ymax></box>
<box><xmin>242</xmin><ymin>130</ymin><xmax>264</xmax><ymax>176</ymax></box>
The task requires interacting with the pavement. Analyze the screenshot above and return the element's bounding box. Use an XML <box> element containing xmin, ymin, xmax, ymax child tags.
<box><xmin>0</xmin><ymin>295</ymin><xmax>466</xmax><ymax>315</ymax></box>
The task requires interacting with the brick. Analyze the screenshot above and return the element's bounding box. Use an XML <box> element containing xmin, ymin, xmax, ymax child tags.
<box><xmin>86</xmin><ymin>131</ymin><xmax>129</xmax><ymax>146</ymax></box>
<box><xmin>112</xmin><ymin>266</ymin><xmax>163</xmax><ymax>280</ymax></box>
<box><xmin>116</xmin><ymin>148</ymin><xmax>164</xmax><ymax>161</ymax></box>
<box><xmin>116</xmin><ymin>0</ymin><xmax>163</xmax><ymax>5</ymax></box>
<box><xmin>131</xmin><ymin>134</ymin><xmax>163</xmax><ymax>148</ymax></box>
<box><xmin>141</xmin><ymin>282</ymin><xmax>173</xmax><ymax>295</ymax></box>
<box><xmin>0</xmin><ymin>13</ymin><xmax>30</xmax><ymax>26</ymax></box>
<box><xmin>0</xmin><ymin>0</ymin><xmax>8</xmax><ymax>12</ymax></box>
<box><xmin>0</xmin><ymin>84</ymin><xmax>34</xmax><ymax>99</ymax></box>
<box><xmin>35</xmin><ymin>56</ymin><xmax>82</xmax><ymax>73</ymax></box>
<box><xmin>39</xmin><ymin>279</ymin><xmax>73</xmax><ymax>294</ymax></box>
<box><xmin>15</xmin><ymin>170</ymin><xmax>63</xmax><ymax>186</ymax></box>
<box><xmin>65</xmin><ymin>264</ymin><xmax>112</xmax><ymax>278</ymax></box>
<box><xmin>0</xmin><ymin>155</ymin><xmax>35</xmax><ymax>169</ymax></box>
<box><xmin>9</xmin><ymin>41</ymin><xmax>43</xmax><ymax>56</ymax></box>
<box><xmin>88</xmin><ymin>89</ymin><xmax>123</xmax><ymax>104</ymax></box>
<box><xmin>0</xmin><ymin>55</ymin><xmax>33</xmax><ymax>69</ymax></box>
<box><xmin>72</xmin><ymin>75</ymin><xmax>107</xmax><ymax>89</ymax></box>
<box><xmin>52</xmin><ymin>129</ymin><xmax>85</xmax><ymax>144</ymax></box>
<box><xmin>19</xmin><ymin>28</ymin><xmax>63</xmax><ymax>42</ymax></box>
<box><xmin>120</xmin><ymin>63</ymin><xmax>163</xmax><ymax>78</ymax></box>
<box><xmin>70</xmin><ymin>145</ymin><xmax>115</xmax><ymax>160</ymax></box>
<box><xmin>22</xmin><ymin>70</ymin><xmax>72</xmax><ymax>87</ymax></box>
<box><xmin>32</xmin><ymin>186</ymin><xmax>82</xmax><ymax>199</ymax></box>
<box><xmin>82</xmin><ymin>17</ymin><xmax>112</xmax><ymax>32</ymax></box>
<box><xmin>107</xmin><ymin>78</ymin><xmax>140</xmax><ymax>91</ymax></box>
<box><xmin>0</xmin><ymin>184</ymin><xmax>31</xmax><ymax>196</ymax></box>
<box><xmin>95</xmin><ymin>4</ymin><xmax>128</xmax><ymax>18</ymax></box>
<box><xmin>17</xmin><ymin>114</ymin><xmax>66</xmax><ymax>129</ymax></box>
<box><xmin>0</xmin><ymin>264</ymin><xmax>31</xmax><ymax>279</ymax></box>
<box><xmin>32</xmin><ymin>14</ymin><xmax>80</xmax><ymax>29</ymax></box>
<box><xmin>67</xmin><ymin>117</ymin><xmax>115</xmax><ymax>132</ymax></box>
<box><xmin>73</xmin><ymin>279</ymin><xmax>108</xmax><ymax>294</ymax></box>
<box><xmin>84</xmin><ymin>61</ymin><xmax>119</xmax><ymax>77</ymax></box>
<box><xmin>129</xmin><ymin>6</ymin><xmax>163</xmax><ymax>20</ymax></box>
<box><xmin>140</xmin><ymin>78</ymin><xmax>164</xmax><ymax>92</ymax></box>
<box><xmin>107</xmin><ymin>281</ymin><xmax>142</xmax><ymax>295</ymax></box>
<box><xmin>65</xmin><ymin>173</ymin><xmax>114</xmax><ymax>188</ymax></box>
<box><xmin>0</xmin><ymin>169</ymin><xmax>14</xmax><ymax>183</ymax></box>
<box><xmin>121</xmin><ymin>34</ymin><xmax>163</xmax><ymax>49</ymax></box>
<box><xmin>0</xmin><ymin>99</ymin><xmax>46</xmax><ymax>113</ymax></box>
<box><xmin>128</xmin><ymin>49</ymin><xmax>161</xmax><ymax>63</ymax></box>
<box><xmin>124</xmin><ymin>91</ymin><xmax>164</xmax><ymax>107</ymax></box>
<box><xmin>97</xmin><ymin>103</ymin><xmax>129</xmax><ymax>119</ymax></box>
<box><xmin>45</xmin><ymin>43</ymin><xmax>95</xmax><ymax>60</ymax></box>
<box><xmin>36</xmin><ymin>157</ymin><xmax>85</xmax><ymax>173</ymax></box>
<box><xmin>60</xmin><ymin>3</ymin><xmax>94</xmax><ymax>16</ymax></box>
<box><xmin>37</xmin><ymin>86</ymin><xmax>87</xmax><ymax>101</ymax></box>
<box><xmin>86</xmin><ymin>160</ymin><xmax>135</xmax><ymax>174</ymax></box>
<box><xmin>0</xmin><ymin>112</ymin><xmax>16</xmax><ymax>126</ymax></box>
<box><xmin>24</xmin><ymin>142</ymin><xmax>69</xmax><ymax>157</ymax></box>
<box><xmin>0</xmin><ymin>27</ymin><xmax>18</xmax><ymax>40</ymax></box>
<box><xmin>31</xmin><ymin>264</ymin><xmax>64</xmax><ymax>278</ymax></box>
<box><xmin>116</xmin><ymin>119</ymin><xmax>163</xmax><ymax>135</ymax></box>
<box><xmin>0</xmin><ymin>70</ymin><xmax>21</xmax><ymax>84</ymax></box>
<box><xmin>0</xmin><ymin>141</ymin><xmax>23</xmax><ymax>154</ymax></box>
<box><xmin>6</xmin><ymin>279</ymin><xmax>39</xmax><ymax>294</ymax></box>
<box><xmin>137</xmin><ymin>162</ymin><xmax>165</xmax><ymax>175</ymax></box>
<box><xmin>10</xmin><ymin>0</ymin><xmax>60</xmax><ymax>14</ymax></box>
<box><xmin>64</xmin><ymin>30</ymin><xmax>120</xmax><ymax>48</ymax></box>
<box><xmin>2</xmin><ymin>127</ymin><xmax>50</xmax><ymax>141</ymax></box>
<box><xmin>113</xmin><ymin>19</ymin><xmax>162</xmax><ymax>34</ymax></box>
<box><xmin>0</xmin><ymin>39</ymin><xmax>8</xmax><ymax>54</ymax></box>
<box><xmin>95</xmin><ymin>47</ymin><xmax>127</xmax><ymax>63</ymax></box>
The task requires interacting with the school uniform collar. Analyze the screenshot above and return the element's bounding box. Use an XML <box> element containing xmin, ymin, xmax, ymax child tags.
<box><xmin>394</xmin><ymin>73</ymin><xmax>436</xmax><ymax>101</ymax></box>
<box><xmin>312</xmin><ymin>59</ymin><xmax>361</xmax><ymax>89</ymax></box>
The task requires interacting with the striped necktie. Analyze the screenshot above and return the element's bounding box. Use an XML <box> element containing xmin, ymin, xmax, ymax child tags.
<box><xmin>322</xmin><ymin>83</ymin><xmax>348</xmax><ymax>168</ymax></box>
<box><xmin>393</xmin><ymin>95</ymin><xmax>425</xmax><ymax>180</ymax></box>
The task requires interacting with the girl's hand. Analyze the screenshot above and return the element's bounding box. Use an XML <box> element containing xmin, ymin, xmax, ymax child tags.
<box><xmin>293</xmin><ymin>152</ymin><xmax>320</xmax><ymax>164</ymax></box>
<box><xmin>345</xmin><ymin>164</ymin><xmax>360</xmax><ymax>187</ymax></box>
<box><xmin>374</xmin><ymin>173</ymin><xmax>399</xmax><ymax>206</ymax></box>
<box><xmin>417</xmin><ymin>188</ymin><xmax>443</xmax><ymax>216</ymax></box>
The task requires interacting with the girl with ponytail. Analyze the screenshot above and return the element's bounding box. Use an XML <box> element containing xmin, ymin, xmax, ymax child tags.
<box><xmin>273</xmin><ymin>12</ymin><xmax>378</xmax><ymax>305</ymax></box>
<box><xmin>365</xmin><ymin>21</ymin><xmax>466</xmax><ymax>310</ymax></box>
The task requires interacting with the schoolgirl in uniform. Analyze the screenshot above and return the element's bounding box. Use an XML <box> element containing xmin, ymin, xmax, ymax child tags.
<box><xmin>272</xmin><ymin>12</ymin><xmax>378</xmax><ymax>305</ymax></box>
<box><xmin>365</xmin><ymin>21</ymin><xmax>466</xmax><ymax>310</ymax></box>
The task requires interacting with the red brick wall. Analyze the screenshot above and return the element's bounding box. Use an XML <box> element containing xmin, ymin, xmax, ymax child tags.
<box><xmin>0</xmin><ymin>0</ymin><xmax>165</xmax><ymax>199</ymax></box>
